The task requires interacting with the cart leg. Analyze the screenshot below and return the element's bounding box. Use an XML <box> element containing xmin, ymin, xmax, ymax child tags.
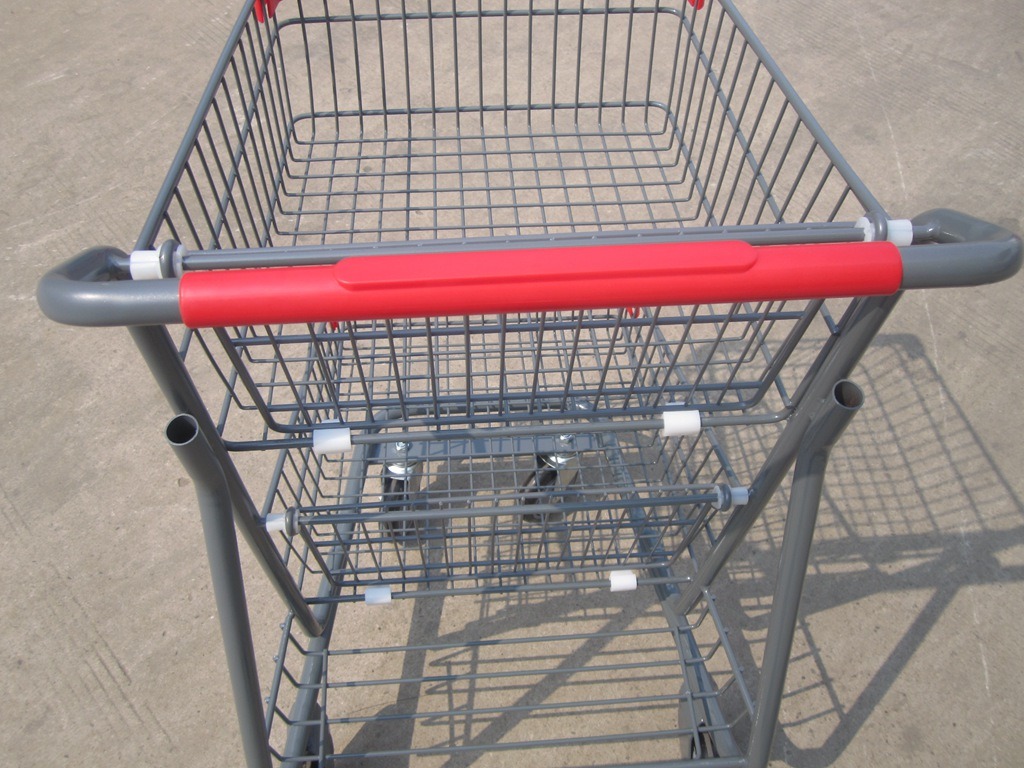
<box><xmin>674</xmin><ymin>295</ymin><xmax>895</xmax><ymax>614</ymax></box>
<box><xmin>130</xmin><ymin>325</ymin><xmax>323</xmax><ymax>638</ymax></box>
<box><xmin>167</xmin><ymin>414</ymin><xmax>272</xmax><ymax>768</ymax></box>
<box><xmin>745</xmin><ymin>381</ymin><xmax>864</xmax><ymax>768</ymax></box>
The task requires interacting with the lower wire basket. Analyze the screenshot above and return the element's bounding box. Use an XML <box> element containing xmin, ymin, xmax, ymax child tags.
<box><xmin>271</xmin><ymin>584</ymin><xmax>748</xmax><ymax>766</ymax></box>
<box><xmin>263</xmin><ymin>422</ymin><xmax>756</xmax><ymax>765</ymax></box>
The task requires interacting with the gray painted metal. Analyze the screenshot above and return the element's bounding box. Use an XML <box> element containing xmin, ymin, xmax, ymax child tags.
<box><xmin>128</xmin><ymin>325</ymin><xmax>323</xmax><ymax>639</ymax></box>
<box><xmin>674</xmin><ymin>294</ymin><xmax>898</xmax><ymax>614</ymax></box>
<box><xmin>166</xmin><ymin>414</ymin><xmax>272</xmax><ymax>768</ymax></box>
<box><xmin>175</xmin><ymin>222</ymin><xmax>869</xmax><ymax>270</ymax></box>
<box><xmin>745</xmin><ymin>381</ymin><xmax>864</xmax><ymax>767</ymax></box>
<box><xmin>901</xmin><ymin>208</ymin><xmax>1022</xmax><ymax>288</ymax></box>
<box><xmin>36</xmin><ymin>246</ymin><xmax>181</xmax><ymax>327</ymax></box>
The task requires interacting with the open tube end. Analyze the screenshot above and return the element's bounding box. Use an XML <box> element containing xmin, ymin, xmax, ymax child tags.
<box><xmin>166</xmin><ymin>414</ymin><xmax>200</xmax><ymax>447</ymax></box>
<box><xmin>833</xmin><ymin>380</ymin><xmax>864</xmax><ymax>411</ymax></box>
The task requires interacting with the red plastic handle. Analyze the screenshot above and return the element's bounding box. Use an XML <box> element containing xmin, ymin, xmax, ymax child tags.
<box><xmin>254</xmin><ymin>0</ymin><xmax>282</xmax><ymax>23</ymax></box>
<box><xmin>178</xmin><ymin>241</ymin><xmax>901</xmax><ymax>328</ymax></box>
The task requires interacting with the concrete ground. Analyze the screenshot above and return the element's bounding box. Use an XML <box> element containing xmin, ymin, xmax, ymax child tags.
<box><xmin>2</xmin><ymin>1</ymin><xmax>1021</xmax><ymax>766</ymax></box>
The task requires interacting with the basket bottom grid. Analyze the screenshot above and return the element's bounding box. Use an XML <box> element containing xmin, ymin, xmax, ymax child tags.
<box><xmin>281</xmin><ymin>426</ymin><xmax>738</xmax><ymax>601</ymax></box>
<box><xmin>270</xmin><ymin>588</ymin><xmax>747</xmax><ymax>766</ymax></box>
<box><xmin>277</xmin><ymin>108</ymin><xmax>708</xmax><ymax>244</ymax></box>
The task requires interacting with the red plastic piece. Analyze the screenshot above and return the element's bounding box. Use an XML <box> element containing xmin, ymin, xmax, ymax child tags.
<box><xmin>178</xmin><ymin>241</ymin><xmax>902</xmax><ymax>329</ymax></box>
<box><xmin>687</xmin><ymin>0</ymin><xmax>706</xmax><ymax>9</ymax></box>
<box><xmin>254</xmin><ymin>0</ymin><xmax>282</xmax><ymax>23</ymax></box>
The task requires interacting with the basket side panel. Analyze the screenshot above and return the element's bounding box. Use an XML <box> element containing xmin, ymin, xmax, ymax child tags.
<box><xmin>150</xmin><ymin>1</ymin><xmax>873</xmax><ymax>252</ymax></box>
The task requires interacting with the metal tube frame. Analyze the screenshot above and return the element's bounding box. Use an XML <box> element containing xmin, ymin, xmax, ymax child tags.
<box><xmin>166</xmin><ymin>414</ymin><xmax>273</xmax><ymax>768</ymax></box>
<box><xmin>745</xmin><ymin>380</ymin><xmax>864</xmax><ymax>766</ymax></box>
<box><xmin>140</xmin><ymin>287</ymin><xmax>892</xmax><ymax>768</ymax></box>
<box><xmin>130</xmin><ymin>325</ymin><xmax>323</xmax><ymax>638</ymax></box>
<box><xmin>673</xmin><ymin>293</ymin><xmax>898</xmax><ymax>615</ymax></box>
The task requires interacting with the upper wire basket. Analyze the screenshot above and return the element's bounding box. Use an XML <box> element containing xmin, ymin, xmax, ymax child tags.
<box><xmin>158</xmin><ymin>0</ymin><xmax>879</xmax><ymax>447</ymax></box>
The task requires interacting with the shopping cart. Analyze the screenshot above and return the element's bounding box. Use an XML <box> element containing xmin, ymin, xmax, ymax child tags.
<box><xmin>38</xmin><ymin>1</ymin><xmax>1020</xmax><ymax>766</ymax></box>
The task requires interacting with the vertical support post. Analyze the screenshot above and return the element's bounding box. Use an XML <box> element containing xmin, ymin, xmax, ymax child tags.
<box><xmin>674</xmin><ymin>295</ymin><xmax>896</xmax><ymax>614</ymax></box>
<box><xmin>745</xmin><ymin>381</ymin><xmax>864</xmax><ymax>767</ymax></box>
<box><xmin>167</xmin><ymin>414</ymin><xmax>272</xmax><ymax>768</ymax></box>
<box><xmin>129</xmin><ymin>325</ymin><xmax>322</xmax><ymax>638</ymax></box>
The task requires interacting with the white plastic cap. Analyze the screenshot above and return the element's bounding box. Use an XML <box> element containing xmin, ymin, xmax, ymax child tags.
<box><xmin>365</xmin><ymin>584</ymin><xmax>393</xmax><ymax>605</ymax></box>
<box><xmin>886</xmin><ymin>219</ymin><xmax>914</xmax><ymax>247</ymax></box>
<box><xmin>730</xmin><ymin>486</ymin><xmax>750</xmax><ymax>506</ymax></box>
<box><xmin>714</xmin><ymin>485</ymin><xmax>750</xmax><ymax>510</ymax></box>
<box><xmin>855</xmin><ymin>217</ymin><xmax>913</xmax><ymax>246</ymax></box>
<box><xmin>129</xmin><ymin>250</ymin><xmax>162</xmax><ymax>280</ymax></box>
<box><xmin>855</xmin><ymin>217</ymin><xmax>876</xmax><ymax>242</ymax></box>
<box><xmin>313</xmin><ymin>422</ymin><xmax>352</xmax><ymax>456</ymax></box>
<box><xmin>662</xmin><ymin>409</ymin><xmax>702</xmax><ymax>437</ymax></box>
<box><xmin>265</xmin><ymin>513</ymin><xmax>288</xmax><ymax>534</ymax></box>
<box><xmin>609</xmin><ymin>570</ymin><xmax>638</xmax><ymax>592</ymax></box>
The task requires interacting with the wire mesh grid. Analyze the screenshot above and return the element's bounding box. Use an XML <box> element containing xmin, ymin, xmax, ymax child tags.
<box><xmin>262</xmin><ymin>423</ymin><xmax>739</xmax><ymax>599</ymax></box>
<box><xmin>157</xmin><ymin>0</ymin><xmax>868</xmax><ymax>443</ymax></box>
<box><xmin>255</xmin><ymin>406</ymin><xmax>755</xmax><ymax>762</ymax></box>
<box><xmin>151</xmin><ymin>0</ymin><xmax>873</xmax><ymax>254</ymax></box>
<box><xmin>192</xmin><ymin>300</ymin><xmax>840</xmax><ymax>441</ymax></box>
<box><xmin>267</xmin><ymin>585</ymin><xmax>749</xmax><ymax>766</ymax></box>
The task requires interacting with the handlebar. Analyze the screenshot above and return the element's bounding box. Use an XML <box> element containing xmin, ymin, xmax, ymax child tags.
<box><xmin>37</xmin><ymin>209</ymin><xmax>1020</xmax><ymax>329</ymax></box>
<box><xmin>901</xmin><ymin>209</ymin><xmax>1022</xmax><ymax>289</ymax></box>
<box><xmin>37</xmin><ymin>246</ymin><xmax>181</xmax><ymax>327</ymax></box>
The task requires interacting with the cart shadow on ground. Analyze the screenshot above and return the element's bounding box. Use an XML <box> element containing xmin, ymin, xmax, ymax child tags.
<box><xmin>335</xmin><ymin>586</ymin><xmax>672</xmax><ymax>768</ymax></box>
<box><xmin>332</xmin><ymin>333</ymin><xmax>1022</xmax><ymax>768</ymax></box>
<box><xmin>330</xmin><ymin>495</ymin><xmax>704</xmax><ymax>768</ymax></box>
<box><xmin>720</xmin><ymin>333</ymin><xmax>1024</xmax><ymax>766</ymax></box>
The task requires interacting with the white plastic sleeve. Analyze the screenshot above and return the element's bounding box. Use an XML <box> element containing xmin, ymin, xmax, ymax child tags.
<box><xmin>129</xmin><ymin>250</ymin><xmax>162</xmax><ymax>280</ymax></box>
<box><xmin>265</xmin><ymin>513</ymin><xmax>288</xmax><ymax>534</ymax></box>
<box><xmin>609</xmin><ymin>570</ymin><xmax>638</xmax><ymax>592</ymax></box>
<box><xmin>730</xmin><ymin>486</ymin><xmax>750</xmax><ymax>506</ymax></box>
<box><xmin>313</xmin><ymin>423</ymin><xmax>352</xmax><ymax>455</ymax></box>
<box><xmin>365</xmin><ymin>584</ymin><xmax>393</xmax><ymax>605</ymax></box>
<box><xmin>886</xmin><ymin>219</ymin><xmax>914</xmax><ymax>247</ymax></box>
<box><xmin>855</xmin><ymin>217</ymin><xmax>875</xmax><ymax>242</ymax></box>
<box><xmin>662</xmin><ymin>409</ymin><xmax>702</xmax><ymax>437</ymax></box>
<box><xmin>714</xmin><ymin>485</ymin><xmax>751</xmax><ymax>510</ymax></box>
<box><xmin>855</xmin><ymin>217</ymin><xmax>913</xmax><ymax>246</ymax></box>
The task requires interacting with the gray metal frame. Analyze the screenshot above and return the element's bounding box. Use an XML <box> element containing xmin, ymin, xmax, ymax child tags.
<box><xmin>35</xmin><ymin>1</ymin><xmax>1021</xmax><ymax>767</ymax></box>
